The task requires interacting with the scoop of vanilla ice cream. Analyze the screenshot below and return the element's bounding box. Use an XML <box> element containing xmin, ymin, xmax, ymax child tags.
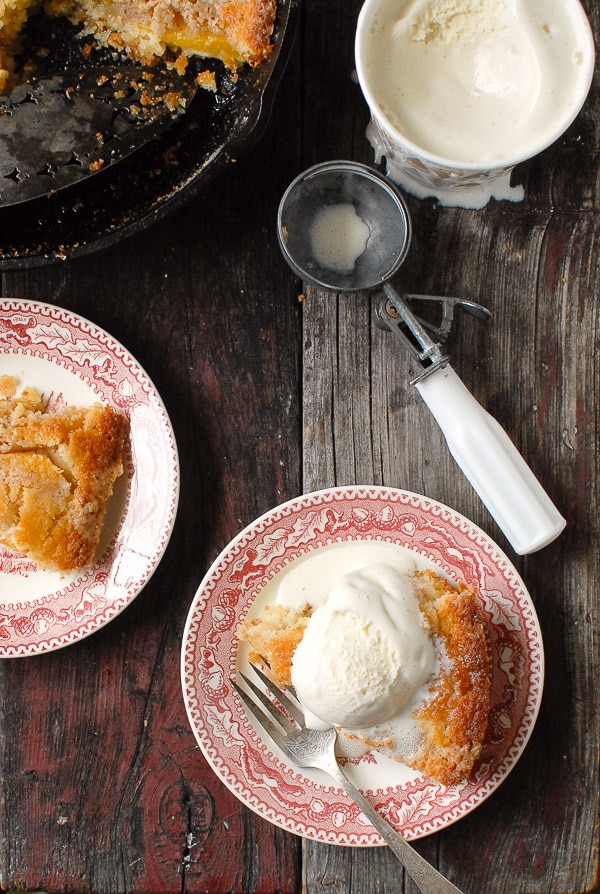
<box><xmin>404</xmin><ymin>0</ymin><xmax>507</xmax><ymax>44</ymax></box>
<box><xmin>290</xmin><ymin>564</ymin><xmax>435</xmax><ymax>729</ymax></box>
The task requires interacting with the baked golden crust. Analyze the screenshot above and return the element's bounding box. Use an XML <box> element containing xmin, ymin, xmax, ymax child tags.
<box><xmin>238</xmin><ymin>568</ymin><xmax>491</xmax><ymax>786</ymax></box>
<box><xmin>47</xmin><ymin>0</ymin><xmax>276</xmax><ymax>67</ymax></box>
<box><xmin>238</xmin><ymin>603</ymin><xmax>310</xmax><ymax>688</ymax></box>
<box><xmin>0</xmin><ymin>377</ymin><xmax>126</xmax><ymax>572</ymax></box>
<box><xmin>0</xmin><ymin>0</ymin><xmax>277</xmax><ymax>91</ymax></box>
<box><xmin>410</xmin><ymin>570</ymin><xmax>491</xmax><ymax>785</ymax></box>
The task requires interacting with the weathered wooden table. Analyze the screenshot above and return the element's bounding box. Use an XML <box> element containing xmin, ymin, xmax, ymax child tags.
<box><xmin>0</xmin><ymin>0</ymin><xmax>598</xmax><ymax>892</ymax></box>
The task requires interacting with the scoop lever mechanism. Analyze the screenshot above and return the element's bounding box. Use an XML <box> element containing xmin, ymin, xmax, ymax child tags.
<box><xmin>375</xmin><ymin>285</ymin><xmax>566</xmax><ymax>555</ymax></box>
<box><xmin>374</xmin><ymin>287</ymin><xmax>492</xmax><ymax>382</ymax></box>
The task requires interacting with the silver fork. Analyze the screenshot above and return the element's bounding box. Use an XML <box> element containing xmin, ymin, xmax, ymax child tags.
<box><xmin>233</xmin><ymin>665</ymin><xmax>464</xmax><ymax>894</ymax></box>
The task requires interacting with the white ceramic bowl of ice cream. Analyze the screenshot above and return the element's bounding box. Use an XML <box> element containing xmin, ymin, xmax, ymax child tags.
<box><xmin>355</xmin><ymin>0</ymin><xmax>596</xmax><ymax>208</ymax></box>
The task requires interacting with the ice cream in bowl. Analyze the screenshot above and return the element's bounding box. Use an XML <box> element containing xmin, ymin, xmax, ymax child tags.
<box><xmin>355</xmin><ymin>0</ymin><xmax>595</xmax><ymax>208</ymax></box>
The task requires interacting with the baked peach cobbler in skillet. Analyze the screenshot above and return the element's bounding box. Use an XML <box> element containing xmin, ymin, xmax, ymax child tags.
<box><xmin>0</xmin><ymin>0</ymin><xmax>277</xmax><ymax>91</ymax></box>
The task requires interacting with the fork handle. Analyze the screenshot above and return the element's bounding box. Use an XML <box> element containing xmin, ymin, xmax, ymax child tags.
<box><xmin>330</xmin><ymin>763</ymin><xmax>464</xmax><ymax>894</ymax></box>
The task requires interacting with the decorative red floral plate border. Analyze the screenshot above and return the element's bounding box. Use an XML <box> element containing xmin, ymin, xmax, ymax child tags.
<box><xmin>181</xmin><ymin>486</ymin><xmax>543</xmax><ymax>844</ymax></box>
<box><xmin>0</xmin><ymin>299</ymin><xmax>179</xmax><ymax>656</ymax></box>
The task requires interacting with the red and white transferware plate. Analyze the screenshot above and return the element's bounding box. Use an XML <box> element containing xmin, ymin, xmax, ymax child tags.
<box><xmin>182</xmin><ymin>485</ymin><xmax>544</xmax><ymax>845</ymax></box>
<box><xmin>0</xmin><ymin>299</ymin><xmax>179</xmax><ymax>656</ymax></box>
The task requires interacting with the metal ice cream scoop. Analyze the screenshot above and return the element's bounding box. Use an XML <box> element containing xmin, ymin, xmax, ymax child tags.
<box><xmin>277</xmin><ymin>160</ymin><xmax>566</xmax><ymax>555</ymax></box>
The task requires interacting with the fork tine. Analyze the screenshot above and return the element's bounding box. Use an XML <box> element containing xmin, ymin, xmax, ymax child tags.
<box><xmin>235</xmin><ymin>670</ymin><xmax>298</xmax><ymax>737</ymax></box>
<box><xmin>248</xmin><ymin>663</ymin><xmax>306</xmax><ymax>727</ymax></box>
<box><xmin>231</xmin><ymin>677</ymin><xmax>292</xmax><ymax>754</ymax></box>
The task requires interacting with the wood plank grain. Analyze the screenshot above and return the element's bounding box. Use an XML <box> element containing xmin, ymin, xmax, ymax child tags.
<box><xmin>0</xmin><ymin>95</ymin><xmax>304</xmax><ymax>892</ymax></box>
<box><xmin>299</xmin><ymin>0</ymin><xmax>599</xmax><ymax>887</ymax></box>
<box><xmin>300</xmin><ymin>181</ymin><xmax>599</xmax><ymax>894</ymax></box>
<box><xmin>301</xmin><ymin>237</ymin><xmax>599</xmax><ymax>891</ymax></box>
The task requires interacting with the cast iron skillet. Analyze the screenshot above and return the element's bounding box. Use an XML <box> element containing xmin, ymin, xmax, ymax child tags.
<box><xmin>0</xmin><ymin>0</ymin><xmax>300</xmax><ymax>268</ymax></box>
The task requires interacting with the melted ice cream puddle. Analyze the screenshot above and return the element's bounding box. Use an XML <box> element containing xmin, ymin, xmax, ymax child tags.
<box><xmin>309</xmin><ymin>203</ymin><xmax>370</xmax><ymax>274</ymax></box>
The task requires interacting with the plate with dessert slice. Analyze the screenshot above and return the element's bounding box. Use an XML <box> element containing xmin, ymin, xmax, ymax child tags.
<box><xmin>181</xmin><ymin>485</ymin><xmax>543</xmax><ymax>844</ymax></box>
<box><xmin>0</xmin><ymin>299</ymin><xmax>179</xmax><ymax>656</ymax></box>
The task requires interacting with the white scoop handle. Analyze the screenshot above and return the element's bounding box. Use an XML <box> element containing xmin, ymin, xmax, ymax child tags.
<box><xmin>416</xmin><ymin>365</ymin><xmax>566</xmax><ymax>554</ymax></box>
